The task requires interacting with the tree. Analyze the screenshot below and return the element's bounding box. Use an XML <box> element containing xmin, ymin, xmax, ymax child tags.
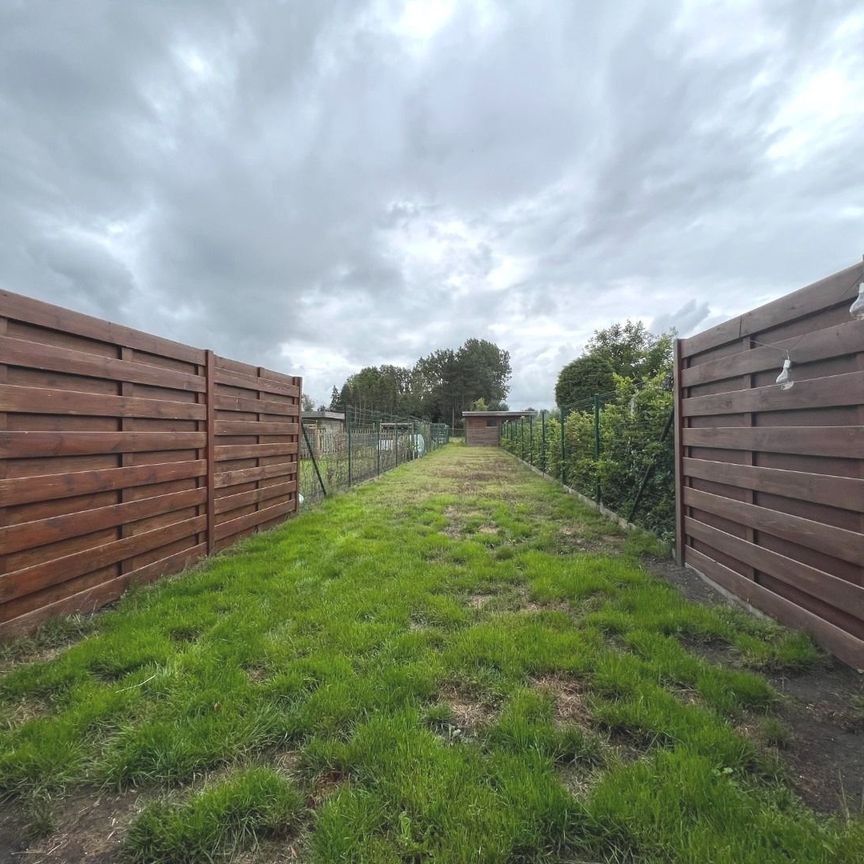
<box><xmin>456</xmin><ymin>339</ymin><xmax>511</xmax><ymax>415</ymax></box>
<box><xmin>555</xmin><ymin>321</ymin><xmax>673</xmax><ymax>410</ymax></box>
<box><xmin>471</xmin><ymin>397</ymin><xmax>488</xmax><ymax>410</ymax></box>
<box><xmin>336</xmin><ymin>365</ymin><xmax>414</xmax><ymax>417</ymax></box>
<box><xmin>555</xmin><ymin>354</ymin><xmax>616</xmax><ymax>410</ymax></box>
<box><xmin>585</xmin><ymin>321</ymin><xmax>673</xmax><ymax>380</ymax></box>
<box><xmin>328</xmin><ymin>386</ymin><xmax>342</xmax><ymax>412</ymax></box>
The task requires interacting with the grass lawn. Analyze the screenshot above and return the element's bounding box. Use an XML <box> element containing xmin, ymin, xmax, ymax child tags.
<box><xmin>1</xmin><ymin>444</ymin><xmax>862</xmax><ymax>862</ymax></box>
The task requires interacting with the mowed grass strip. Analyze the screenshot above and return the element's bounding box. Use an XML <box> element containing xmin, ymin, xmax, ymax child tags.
<box><xmin>0</xmin><ymin>444</ymin><xmax>862</xmax><ymax>863</ymax></box>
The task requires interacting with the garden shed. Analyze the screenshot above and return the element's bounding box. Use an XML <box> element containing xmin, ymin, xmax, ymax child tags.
<box><xmin>462</xmin><ymin>410</ymin><xmax>536</xmax><ymax>446</ymax></box>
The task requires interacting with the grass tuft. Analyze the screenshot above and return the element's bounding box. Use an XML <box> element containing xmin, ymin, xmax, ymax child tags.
<box><xmin>124</xmin><ymin>766</ymin><xmax>304</xmax><ymax>863</ymax></box>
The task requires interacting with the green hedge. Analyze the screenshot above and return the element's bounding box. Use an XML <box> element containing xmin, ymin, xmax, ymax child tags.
<box><xmin>502</xmin><ymin>373</ymin><xmax>674</xmax><ymax>541</ymax></box>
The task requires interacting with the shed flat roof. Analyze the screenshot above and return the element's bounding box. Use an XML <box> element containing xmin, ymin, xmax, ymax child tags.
<box><xmin>461</xmin><ymin>410</ymin><xmax>536</xmax><ymax>417</ymax></box>
<box><xmin>302</xmin><ymin>411</ymin><xmax>345</xmax><ymax>421</ymax></box>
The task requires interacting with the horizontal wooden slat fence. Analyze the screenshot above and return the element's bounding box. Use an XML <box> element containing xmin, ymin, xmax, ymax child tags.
<box><xmin>0</xmin><ymin>289</ymin><xmax>300</xmax><ymax>638</ymax></box>
<box><xmin>675</xmin><ymin>262</ymin><xmax>864</xmax><ymax>668</ymax></box>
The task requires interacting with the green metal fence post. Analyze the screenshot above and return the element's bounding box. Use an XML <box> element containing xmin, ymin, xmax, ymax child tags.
<box><xmin>395</xmin><ymin>424</ymin><xmax>399</xmax><ymax>466</ymax></box>
<box><xmin>593</xmin><ymin>394</ymin><xmax>601</xmax><ymax>502</ymax></box>
<box><xmin>529</xmin><ymin>415</ymin><xmax>534</xmax><ymax>466</ymax></box>
<box><xmin>347</xmin><ymin>408</ymin><xmax>353</xmax><ymax>487</ymax></box>
<box><xmin>376</xmin><ymin>420</ymin><xmax>381</xmax><ymax>476</ymax></box>
<box><xmin>560</xmin><ymin>410</ymin><xmax>566</xmax><ymax>485</ymax></box>
<box><xmin>520</xmin><ymin>417</ymin><xmax>525</xmax><ymax>460</ymax></box>
<box><xmin>541</xmin><ymin>411</ymin><xmax>547</xmax><ymax>473</ymax></box>
<box><xmin>301</xmin><ymin>421</ymin><xmax>327</xmax><ymax>497</ymax></box>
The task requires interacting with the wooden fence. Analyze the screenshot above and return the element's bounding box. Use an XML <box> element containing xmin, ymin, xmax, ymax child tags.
<box><xmin>0</xmin><ymin>289</ymin><xmax>301</xmax><ymax>638</ymax></box>
<box><xmin>674</xmin><ymin>261</ymin><xmax>864</xmax><ymax>668</ymax></box>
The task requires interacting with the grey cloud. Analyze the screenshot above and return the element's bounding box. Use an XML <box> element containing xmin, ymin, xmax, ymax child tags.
<box><xmin>651</xmin><ymin>299</ymin><xmax>711</xmax><ymax>337</ymax></box>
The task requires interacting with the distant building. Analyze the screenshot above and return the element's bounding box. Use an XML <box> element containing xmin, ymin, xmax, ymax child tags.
<box><xmin>462</xmin><ymin>410</ymin><xmax>536</xmax><ymax>447</ymax></box>
<box><xmin>302</xmin><ymin>411</ymin><xmax>345</xmax><ymax>452</ymax></box>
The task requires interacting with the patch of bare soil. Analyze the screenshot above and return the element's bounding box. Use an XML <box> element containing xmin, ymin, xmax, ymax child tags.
<box><xmin>234</xmin><ymin>837</ymin><xmax>308</xmax><ymax>862</ymax></box>
<box><xmin>434</xmin><ymin>685</ymin><xmax>499</xmax><ymax>741</ymax></box>
<box><xmin>558</xmin><ymin>763</ymin><xmax>604</xmax><ymax>799</ymax></box>
<box><xmin>2</xmin><ymin>695</ymin><xmax>50</xmax><ymax>727</ymax></box>
<box><xmin>467</xmin><ymin>593</ymin><xmax>494</xmax><ymax>609</ymax></box>
<box><xmin>532</xmin><ymin>674</ymin><xmax>592</xmax><ymax>727</ymax></box>
<box><xmin>441</xmin><ymin>506</ymin><xmax>497</xmax><ymax>540</ymax></box>
<box><xmin>555</xmin><ymin>525</ymin><xmax>590</xmax><ymax>553</ymax></box>
<box><xmin>647</xmin><ymin>555</ymin><xmax>864</xmax><ymax>814</ymax></box>
<box><xmin>644</xmin><ymin>557</ymin><xmax>726</xmax><ymax>608</ymax></box>
<box><xmin>307</xmin><ymin>769</ymin><xmax>348</xmax><ymax>808</ymax></box>
<box><xmin>0</xmin><ymin>645</ymin><xmax>66</xmax><ymax>677</ymax></box>
<box><xmin>0</xmin><ymin>789</ymin><xmax>143</xmax><ymax>864</ymax></box>
<box><xmin>771</xmin><ymin>667</ymin><xmax>864</xmax><ymax>813</ymax></box>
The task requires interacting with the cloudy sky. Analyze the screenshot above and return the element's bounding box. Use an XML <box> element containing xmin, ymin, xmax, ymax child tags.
<box><xmin>2</xmin><ymin>1</ymin><xmax>862</xmax><ymax>409</ymax></box>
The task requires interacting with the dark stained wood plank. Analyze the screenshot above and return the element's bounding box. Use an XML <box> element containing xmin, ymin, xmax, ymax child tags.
<box><xmin>0</xmin><ymin>542</ymin><xmax>206</xmax><ymax>639</ymax></box>
<box><xmin>679</xmin><ymin>263</ymin><xmax>863</xmax><ymax>359</ymax></box>
<box><xmin>0</xmin><ymin>460</ymin><xmax>206</xmax><ymax>507</ymax></box>
<box><xmin>214</xmin><ymin>461</ymin><xmax>298</xmax><ymax>489</ymax></box>
<box><xmin>684</xmin><ymin>547</ymin><xmax>864</xmax><ymax>669</ymax></box>
<box><xmin>0</xmin><ymin>488</ymin><xmax>207</xmax><ymax>555</ymax></box>
<box><xmin>0</xmin><ymin>385</ymin><xmax>206</xmax><ymax>420</ymax></box>
<box><xmin>213</xmin><ymin>480</ymin><xmax>297</xmax><ymax>515</ymax></box>
<box><xmin>213</xmin><ymin>368</ymin><xmax>300</xmax><ymax>399</ymax></box>
<box><xmin>681</xmin><ymin>426</ymin><xmax>864</xmax><ymax>458</ymax></box>
<box><xmin>214</xmin><ymin>420</ymin><xmax>299</xmax><ymax>436</ymax></box>
<box><xmin>214</xmin><ymin>443</ymin><xmax>298</xmax><ymax>460</ymax></box>
<box><xmin>0</xmin><ymin>288</ymin><xmax>204</xmax><ymax>365</ymax></box>
<box><xmin>0</xmin><ymin>515</ymin><xmax>206</xmax><ymax>604</ymax></box>
<box><xmin>684</xmin><ymin>517</ymin><xmax>864</xmax><ymax>617</ymax></box>
<box><xmin>681</xmin><ymin>370</ymin><xmax>864</xmax><ymax>417</ymax></box>
<box><xmin>681</xmin><ymin>319</ymin><xmax>864</xmax><ymax>387</ymax></box>
<box><xmin>682</xmin><ymin>457</ymin><xmax>864</xmax><ymax>512</ymax></box>
<box><xmin>213</xmin><ymin>393</ymin><xmax>299</xmax><ymax>417</ymax></box>
<box><xmin>0</xmin><ymin>335</ymin><xmax>205</xmax><ymax>392</ymax></box>
<box><xmin>1</xmin><ymin>431</ymin><xmax>206</xmax><ymax>457</ymax></box>
<box><xmin>684</xmin><ymin>487</ymin><xmax>864</xmax><ymax>566</ymax></box>
<box><xmin>214</xmin><ymin>499</ymin><xmax>294</xmax><ymax>542</ymax></box>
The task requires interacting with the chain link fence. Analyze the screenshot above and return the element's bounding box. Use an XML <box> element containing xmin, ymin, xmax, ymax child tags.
<box><xmin>299</xmin><ymin>406</ymin><xmax>450</xmax><ymax>506</ymax></box>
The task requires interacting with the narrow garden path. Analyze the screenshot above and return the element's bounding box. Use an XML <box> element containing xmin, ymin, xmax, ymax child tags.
<box><xmin>1</xmin><ymin>444</ymin><xmax>862</xmax><ymax>863</ymax></box>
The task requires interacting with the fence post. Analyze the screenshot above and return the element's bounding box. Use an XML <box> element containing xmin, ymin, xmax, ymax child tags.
<box><xmin>540</xmin><ymin>411</ymin><xmax>546</xmax><ymax>473</ymax></box>
<box><xmin>529</xmin><ymin>415</ymin><xmax>534</xmax><ymax>466</ymax></box>
<box><xmin>205</xmin><ymin>350</ymin><xmax>216</xmax><ymax>553</ymax></box>
<box><xmin>593</xmin><ymin>394</ymin><xmax>601</xmax><ymax>502</ymax></box>
<box><xmin>395</xmin><ymin>424</ymin><xmax>399</xmax><ymax>466</ymax></box>
<box><xmin>560</xmin><ymin>410</ymin><xmax>566</xmax><ymax>485</ymax></box>
<box><xmin>520</xmin><ymin>417</ymin><xmax>524</xmax><ymax>460</ymax></box>
<box><xmin>377</xmin><ymin>420</ymin><xmax>381</xmax><ymax>475</ymax></box>
<box><xmin>673</xmin><ymin>339</ymin><xmax>685</xmax><ymax>566</ymax></box>
<box><xmin>302</xmin><ymin>420</ymin><xmax>327</xmax><ymax>497</ymax></box>
<box><xmin>347</xmin><ymin>408</ymin><xmax>353</xmax><ymax>487</ymax></box>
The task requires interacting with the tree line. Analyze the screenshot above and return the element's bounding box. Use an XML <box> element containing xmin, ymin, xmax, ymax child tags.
<box><xmin>321</xmin><ymin>338</ymin><xmax>511</xmax><ymax>427</ymax></box>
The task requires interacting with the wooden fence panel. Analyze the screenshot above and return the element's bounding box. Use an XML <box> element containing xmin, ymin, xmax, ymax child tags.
<box><xmin>676</xmin><ymin>262</ymin><xmax>864</xmax><ymax>668</ymax></box>
<box><xmin>0</xmin><ymin>289</ymin><xmax>300</xmax><ymax>638</ymax></box>
<box><xmin>210</xmin><ymin>355</ymin><xmax>300</xmax><ymax>552</ymax></box>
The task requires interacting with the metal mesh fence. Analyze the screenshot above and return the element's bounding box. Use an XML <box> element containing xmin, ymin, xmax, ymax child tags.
<box><xmin>299</xmin><ymin>407</ymin><xmax>450</xmax><ymax>506</ymax></box>
<box><xmin>501</xmin><ymin>384</ymin><xmax>674</xmax><ymax>540</ymax></box>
